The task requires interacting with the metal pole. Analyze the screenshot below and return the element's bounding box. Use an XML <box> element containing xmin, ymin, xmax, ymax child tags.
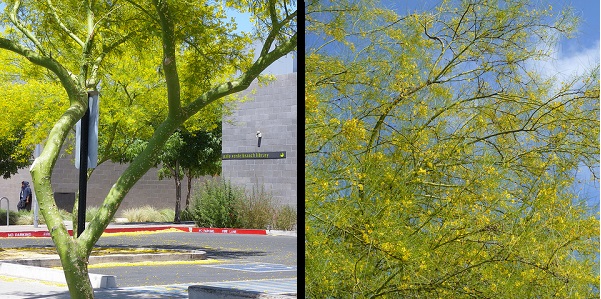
<box><xmin>33</xmin><ymin>144</ymin><xmax>41</xmax><ymax>228</ymax></box>
<box><xmin>77</xmin><ymin>105</ymin><xmax>90</xmax><ymax>237</ymax></box>
<box><xmin>32</xmin><ymin>196</ymin><xmax>38</xmax><ymax>228</ymax></box>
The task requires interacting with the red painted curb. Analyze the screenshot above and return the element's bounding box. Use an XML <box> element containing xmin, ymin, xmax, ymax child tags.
<box><xmin>0</xmin><ymin>231</ymin><xmax>52</xmax><ymax>238</ymax></box>
<box><xmin>0</xmin><ymin>226</ymin><xmax>267</xmax><ymax>238</ymax></box>
<box><xmin>192</xmin><ymin>227</ymin><xmax>267</xmax><ymax>235</ymax></box>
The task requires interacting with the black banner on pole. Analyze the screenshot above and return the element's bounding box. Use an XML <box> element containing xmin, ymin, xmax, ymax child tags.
<box><xmin>75</xmin><ymin>91</ymin><xmax>99</xmax><ymax>237</ymax></box>
<box><xmin>77</xmin><ymin>104</ymin><xmax>89</xmax><ymax>237</ymax></box>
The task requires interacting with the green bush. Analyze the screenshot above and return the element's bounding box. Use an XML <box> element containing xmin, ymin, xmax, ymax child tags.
<box><xmin>0</xmin><ymin>209</ymin><xmax>21</xmax><ymax>225</ymax></box>
<box><xmin>274</xmin><ymin>205</ymin><xmax>297</xmax><ymax>231</ymax></box>
<box><xmin>237</xmin><ymin>185</ymin><xmax>276</xmax><ymax>229</ymax></box>
<box><xmin>180</xmin><ymin>208</ymin><xmax>195</xmax><ymax>222</ymax></box>
<box><xmin>192</xmin><ymin>178</ymin><xmax>244</xmax><ymax>228</ymax></box>
<box><xmin>120</xmin><ymin>205</ymin><xmax>173</xmax><ymax>222</ymax></box>
<box><xmin>85</xmin><ymin>206</ymin><xmax>100</xmax><ymax>222</ymax></box>
<box><xmin>190</xmin><ymin>180</ymin><xmax>297</xmax><ymax>230</ymax></box>
<box><xmin>14</xmin><ymin>209</ymin><xmax>72</xmax><ymax>225</ymax></box>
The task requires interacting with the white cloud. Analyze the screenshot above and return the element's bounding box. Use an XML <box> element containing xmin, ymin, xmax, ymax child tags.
<box><xmin>533</xmin><ymin>39</ymin><xmax>600</xmax><ymax>80</ymax></box>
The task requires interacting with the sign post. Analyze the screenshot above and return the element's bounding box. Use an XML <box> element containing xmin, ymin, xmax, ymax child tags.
<box><xmin>32</xmin><ymin>144</ymin><xmax>42</xmax><ymax>228</ymax></box>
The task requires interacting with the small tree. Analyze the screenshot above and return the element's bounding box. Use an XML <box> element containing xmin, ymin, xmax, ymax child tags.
<box><xmin>125</xmin><ymin>123</ymin><xmax>222</xmax><ymax>223</ymax></box>
<box><xmin>179</xmin><ymin>123</ymin><xmax>222</xmax><ymax>210</ymax></box>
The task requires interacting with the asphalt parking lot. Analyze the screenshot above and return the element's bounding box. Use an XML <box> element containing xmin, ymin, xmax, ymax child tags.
<box><xmin>0</xmin><ymin>229</ymin><xmax>297</xmax><ymax>298</ymax></box>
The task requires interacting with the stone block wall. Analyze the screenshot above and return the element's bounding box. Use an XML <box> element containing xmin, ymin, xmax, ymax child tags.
<box><xmin>0</xmin><ymin>152</ymin><xmax>194</xmax><ymax>214</ymax></box>
<box><xmin>221</xmin><ymin>73</ymin><xmax>297</xmax><ymax>209</ymax></box>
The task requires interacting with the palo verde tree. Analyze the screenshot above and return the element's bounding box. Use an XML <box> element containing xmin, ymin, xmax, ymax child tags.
<box><xmin>306</xmin><ymin>0</ymin><xmax>598</xmax><ymax>298</ymax></box>
<box><xmin>0</xmin><ymin>1</ymin><xmax>296</xmax><ymax>298</ymax></box>
<box><xmin>0</xmin><ymin>51</ymin><xmax>66</xmax><ymax>178</ymax></box>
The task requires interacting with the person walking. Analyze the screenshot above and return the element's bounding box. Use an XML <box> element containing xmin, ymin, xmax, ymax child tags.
<box><xmin>18</xmin><ymin>181</ymin><xmax>32</xmax><ymax>212</ymax></box>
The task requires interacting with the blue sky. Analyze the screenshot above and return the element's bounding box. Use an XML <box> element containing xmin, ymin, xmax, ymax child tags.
<box><xmin>226</xmin><ymin>6</ymin><xmax>296</xmax><ymax>75</ymax></box>
<box><xmin>307</xmin><ymin>1</ymin><xmax>600</xmax><ymax>210</ymax></box>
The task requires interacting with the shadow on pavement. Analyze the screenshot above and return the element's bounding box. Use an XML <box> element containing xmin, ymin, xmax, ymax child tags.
<box><xmin>2</xmin><ymin>290</ymin><xmax>70</xmax><ymax>299</ymax></box>
<box><xmin>4</xmin><ymin>288</ymin><xmax>187</xmax><ymax>299</ymax></box>
<box><xmin>93</xmin><ymin>244</ymin><xmax>268</xmax><ymax>260</ymax></box>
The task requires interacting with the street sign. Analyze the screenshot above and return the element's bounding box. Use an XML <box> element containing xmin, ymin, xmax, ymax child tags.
<box><xmin>75</xmin><ymin>91</ymin><xmax>99</xmax><ymax>169</ymax></box>
<box><xmin>222</xmin><ymin>151</ymin><xmax>286</xmax><ymax>160</ymax></box>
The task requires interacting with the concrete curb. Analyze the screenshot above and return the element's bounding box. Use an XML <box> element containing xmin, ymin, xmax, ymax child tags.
<box><xmin>0</xmin><ymin>225</ymin><xmax>296</xmax><ymax>238</ymax></box>
<box><xmin>266</xmin><ymin>230</ymin><xmax>297</xmax><ymax>237</ymax></box>
<box><xmin>0</xmin><ymin>262</ymin><xmax>116</xmax><ymax>288</ymax></box>
<box><xmin>0</xmin><ymin>248</ymin><xmax>207</xmax><ymax>268</ymax></box>
<box><xmin>188</xmin><ymin>285</ymin><xmax>297</xmax><ymax>299</ymax></box>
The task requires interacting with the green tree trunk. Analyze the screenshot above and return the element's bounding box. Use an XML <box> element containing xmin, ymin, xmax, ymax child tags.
<box><xmin>61</xmin><ymin>245</ymin><xmax>94</xmax><ymax>299</ymax></box>
<box><xmin>29</xmin><ymin>97</ymin><xmax>96</xmax><ymax>298</ymax></box>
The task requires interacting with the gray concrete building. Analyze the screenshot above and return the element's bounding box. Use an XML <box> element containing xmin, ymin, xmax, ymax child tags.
<box><xmin>221</xmin><ymin>72</ymin><xmax>297</xmax><ymax>209</ymax></box>
<box><xmin>0</xmin><ymin>152</ymin><xmax>190</xmax><ymax>213</ymax></box>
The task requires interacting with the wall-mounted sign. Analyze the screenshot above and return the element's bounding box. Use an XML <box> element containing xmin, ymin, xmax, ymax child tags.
<box><xmin>222</xmin><ymin>151</ymin><xmax>286</xmax><ymax>160</ymax></box>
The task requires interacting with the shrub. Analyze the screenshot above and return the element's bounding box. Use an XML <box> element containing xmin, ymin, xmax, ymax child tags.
<box><xmin>159</xmin><ymin>208</ymin><xmax>175</xmax><ymax>222</ymax></box>
<box><xmin>0</xmin><ymin>209</ymin><xmax>21</xmax><ymax>225</ymax></box>
<box><xmin>121</xmin><ymin>205</ymin><xmax>171</xmax><ymax>223</ymax></box>
<box><xmin>237</xmin><ymin>185</ymin><xmax>275</xmax><ymax>229</ymax></box>
<box><xmin>274</xmin><ymin>205</ymin><xmax>297</xmax><ymax>231</ymax></box>
<box><xmin>180</xmin><ymin>208</ymin><xmax>195</xmax><ymax>222</ymax></box>
<box><xmin>192</xmin><ymin>178</ymin><xmax>244</xmax><ymax>228</ymax></box>
<box><xmin>190</xmin><ymin>180</ymin><xmax>296</xmax><ymax>230</ymax></box>
<box><xmin>85</xmin><ymin>206</ymin><xmax>100</xmax><ymax>222</ymax></box>
<box><xmin>14</xmin><ymin>209</ymin><xmax>72</xmax><ymax>225</ymax></box>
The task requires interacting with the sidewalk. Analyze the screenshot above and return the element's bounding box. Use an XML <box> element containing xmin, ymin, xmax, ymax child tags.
<box><xmin>0</xmin><ymin>276</ymin><xmax>297</xmax><ymax>298</ymax></box>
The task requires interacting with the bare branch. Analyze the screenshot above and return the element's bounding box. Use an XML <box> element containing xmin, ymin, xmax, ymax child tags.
<box><xmin>9</xmin><ymin>0</ymin><xmax>47</xmax><ymax>55</ymax></box>
<box><xmin>46</xmin><ymin>0</ymin><xmax>85</xmax><ymax>47</ymax></box>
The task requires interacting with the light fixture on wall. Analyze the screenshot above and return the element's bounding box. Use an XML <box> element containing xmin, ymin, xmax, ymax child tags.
<box><xmin>256</xmin><ymin>131</ymin><xmax>262</xmax><ymax>147</ymax></box>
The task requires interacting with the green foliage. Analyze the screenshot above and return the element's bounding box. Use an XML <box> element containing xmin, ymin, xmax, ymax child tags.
<box><xmin>273</xmin><ymin>205</ymin><xmax>297</xmax><ymax>231</ymax></box>
<box><xmin>14</xmin><ymin>209</ymin><xmax>72</xmax><ymax>225</ymax></box>
<box><xmin>179</xmin><ymin>125</ymin><xmax>223</xmax><ymax>178</ymax></box>
<box><xmin>192</xmin><ymin>178</ymin><xmax>244</xmax><ymax>228</ymax></box>
<box><xmin>190</xmin><ymin>180</ymin><xmax>297</xmax><ymax>230</ymax></box>
<box><xmin>307</xmin><ymin>0</ymin><xmax>599</xmax><ymax>298</ymax></box>
<box><xmin>0</xmin><ymin>209</ymin><xmax>21</xmax><ymax>225</ymax></box>
<box><xmin>179</xmin><ymin>208</ymin><xmax>196</xmax><ymax>222</ymax></box>
<box><xmin>0</xmin><ymin>52</ymin><xmax>67</xmax><ymax>178</ymax></box>
<box><xmin>237</xmin><ymin>185</ymin><xmax>276</xmax><ymax>229</ymax></box>
<box><xmin>0</xmin><ymin>131</ymin><xmax>31</xmax><ymax>179</ymax></box>
<box><xmin>120</xmin><ymin>205</ymin><xmax>174</xmax><ymax>223</ymax></box>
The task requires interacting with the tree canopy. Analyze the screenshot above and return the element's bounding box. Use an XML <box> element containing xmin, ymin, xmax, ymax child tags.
<box><xmin>306</xmin><ymin>0</ymin><xmax>599</xmax><ymax>298</ymax></box>
<box><xmin>124</xmin><ymin>124</ymin><xmax>222</xmax><ymax>222</ymax></box>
